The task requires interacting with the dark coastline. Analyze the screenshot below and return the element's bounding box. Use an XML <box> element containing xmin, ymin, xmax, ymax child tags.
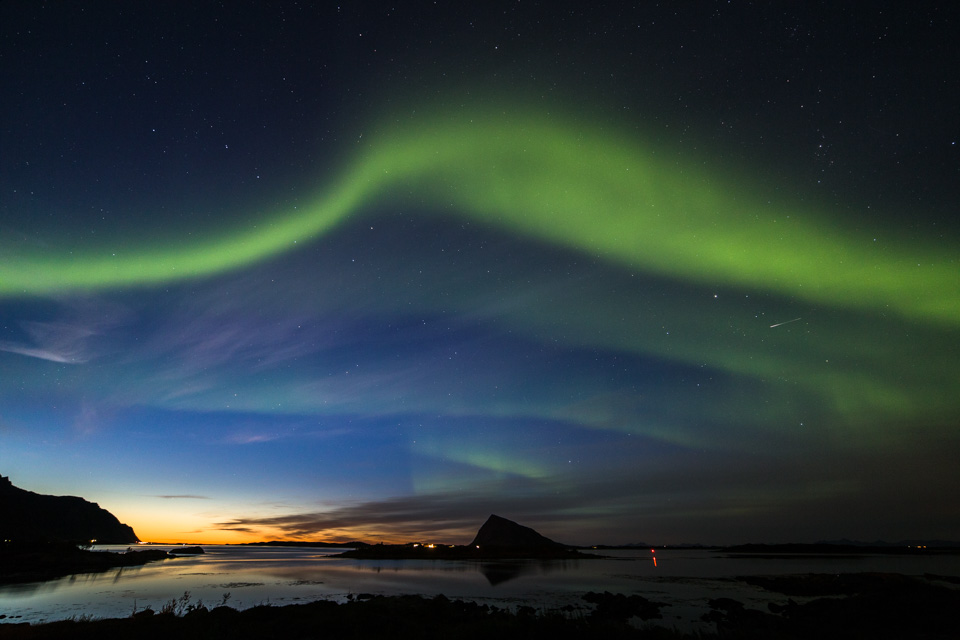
<box><xmin>237</xmin><ymin>540</ymin><xmax>369</xmax><ymax>548</ymax></box>
<box><xmin>336</xmin><ymin>544</ymin><xmax>601</xmax><ymax>560</ymax></box>
<box><xmin>2</xmin><ymin>573</ymin><xmax>959</xmax><ymax>639</ymax></box>
<box><xmin>722</xmin><ymin>542</ymin><xmax>960</xmax><ymax>556</ymax></box>
<box><xmin>0</xmin><ymin>543</ymin><xmax>170</xmax><ymax>585</ymax></box>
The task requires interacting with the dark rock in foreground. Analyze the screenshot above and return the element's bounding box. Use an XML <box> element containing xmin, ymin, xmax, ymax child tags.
<box><xmin>3</xmin><ymin>576</ymin><xmax>959</xmax><ymax>640</ymax></box>
<box><xmin>0</xmin><ymin>475</ymin><xmax>139</xmax><ymax>544</ymax></box>
<box><xmin>582</xmin><ymin>591</ymin><xmax>666</xmax><ymax>622</ymax></box>
<box><xmin>0</xmin><ymin>594</ymin><xmax>627</xmax><ymax>640</ymax></box>
<box><xmin>703</xmin><ymin>572</ymin><xmax>960</xmax><ymax>639</ymax></box>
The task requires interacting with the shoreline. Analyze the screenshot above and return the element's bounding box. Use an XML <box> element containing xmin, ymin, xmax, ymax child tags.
<box><xmin>0</xmin><ymin>544</ymin><xmax>170</xmax><ymax>586</ymax></box>
<box><xmin>2</xmin><ymin>573</ymin><xmax>959</xmax><ymax>639</ymax></box>
<box><xmin>336</xmin><ymin>544</ymin><xmax>601</xmax><ymax>560</ymax></box>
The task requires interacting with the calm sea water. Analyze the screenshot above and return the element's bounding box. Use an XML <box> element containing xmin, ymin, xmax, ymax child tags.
<box><xmin>2</xmin><ymin>546</ymin><xmax>959</xmax><ymax>631</ymax></box>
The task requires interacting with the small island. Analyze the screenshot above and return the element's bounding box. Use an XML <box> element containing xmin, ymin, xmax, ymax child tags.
<box><xmin>337</xmin><ymin>514</ymin><xmax>602</xmax><ymax>560</ymax></box>
<box><xmin>167</xmin><ymin>546</ymin><xmax>205</xmax><ymax>555</ymax></box>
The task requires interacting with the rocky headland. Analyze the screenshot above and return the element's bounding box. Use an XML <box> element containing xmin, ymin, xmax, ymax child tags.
<box><xmin>0</xmin><ymin>475</ymin><xmax>169</xmax><ymax>584</ymax></box>
<box><xmin>0</xmin><ymin>475</ymin><xmax>138</xmax><ymax>544</ymax></box>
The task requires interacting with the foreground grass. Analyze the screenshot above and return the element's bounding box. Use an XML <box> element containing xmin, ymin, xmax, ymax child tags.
<box><xmin>1</xmin><ymin>574</ymin><xmax>958</xmax><ymax>639</ymax></box>
<box><xmin>1</xmin><ymin>593</ymin><xmax>675</xmax><ymax>640</ymax></box>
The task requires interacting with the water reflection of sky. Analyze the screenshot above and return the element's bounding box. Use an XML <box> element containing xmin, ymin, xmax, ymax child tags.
<box><xmin>2</xmin><ymin>547</ymin><xmax>959</xmax><ymax>632</ymax></box>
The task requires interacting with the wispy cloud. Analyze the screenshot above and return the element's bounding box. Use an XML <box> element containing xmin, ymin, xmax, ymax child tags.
<box><xmin>216</xmin><ymin>525</ymin><xmax>257</xmax><ymax>533</ymax></box>
<box><xmin>221</xmin><ymin>424</ymin><xmax>354</xmax><ymax>445</ymax></box>
<box><xmin>0</xmin><ymin>321</ymin><xmax>96</xmax><ymax>363</ymax></box>
<box><xmin>223</xmin><ymin>433</ymin><xmax>284</xmax><ymax>445</ymax></box>
<box><xmin>215</xmin><ymin>485</ymin><xmax>588</xmax><ymax>543</ymax></box>
<box><xmin>139</xmin><ymin>285</ymin><xmax>343</xmax><ymax>377</ymax></box>
<box><xmin>0</xmin><ymin>298</ymin><xmax>132</xmax><ymax>364</ymax></box>
<box><xmin>154</xmin><ymin>494</ymin><xmax>212</xmax><ymax>500</ymax></box>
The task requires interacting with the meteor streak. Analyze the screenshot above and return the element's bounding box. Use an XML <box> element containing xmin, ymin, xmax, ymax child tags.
<box><xmin>770</xmin><ymin>317</ymin><xmax>802</xmax><ymax>328</ymax></box>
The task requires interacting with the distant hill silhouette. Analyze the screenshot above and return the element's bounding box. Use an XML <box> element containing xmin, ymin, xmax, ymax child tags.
<box><xmin>817</xmin><ymin>538</ymin><xmax>960</xmax><ymax>549</ymax></box>
<box><xmin>0</xmin><ymin>475</ymin><xmax>139</xmax><ymax>544</ymax></box>
<box><xmin>338</xmin><ymin>514</ymin><xmax>596</xmax><ymax>560</ymax></box>
<box><xmin>470</xmin><ymin>514</ymin><xmax>566</xmax><ymax>549</ymax></box>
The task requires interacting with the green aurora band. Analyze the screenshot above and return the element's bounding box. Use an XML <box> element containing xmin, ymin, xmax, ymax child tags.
<box><xmin>2</xmin><ymin>107</ymin><xmax>957</xmax><ymax>329</ymax></box>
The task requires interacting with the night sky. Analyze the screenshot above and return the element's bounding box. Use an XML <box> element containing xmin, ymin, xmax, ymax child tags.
<box><xmin>1</xmin><ymin>2</ymin><xmax>958</xmax><ymax>545</ymax></box>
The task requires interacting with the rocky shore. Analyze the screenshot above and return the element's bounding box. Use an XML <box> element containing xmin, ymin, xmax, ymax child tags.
<box><xmin>1</xmin><ymin>573</ymin><xmax>957</xmax><ymax>639</ymax></box>
<box><xmin>0</xmin><ymin>543</ymin><xmax>170</xmax><ymax>585</ymax></box>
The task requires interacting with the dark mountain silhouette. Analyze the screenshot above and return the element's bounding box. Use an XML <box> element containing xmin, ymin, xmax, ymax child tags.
<box><xmin>469</xmin><ymin>514</ymin><xmax>566</xmax><ymax>549</ymax></box>
<box><xmin>0</xmin><ymin>475</ymin><xmax>139</xmax><ymax>544</ymax></box>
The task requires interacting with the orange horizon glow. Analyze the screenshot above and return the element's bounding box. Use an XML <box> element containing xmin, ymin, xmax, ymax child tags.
<box><xmin>135</xmin><ymin>533</ymin><xmax>407</xmax><ymax>545</ymax></box>
<box><xmin>131</xmin><ymin>522</ymin><xmax>410</xmax><ymax>546</ymax></box>
<box><xmin>112</xmin><ymin>502</ymin><xmax>500</xmax><ymax>546</ymax></box>
<box><xmin>109</xmin><ymin>502</ymin><xmax>404</xmax><ymax>546</ymax></box>
<box><xmin>129</xmin><ymin>518</ymin><xmax>455</xmax><ymax>546</ymax></box>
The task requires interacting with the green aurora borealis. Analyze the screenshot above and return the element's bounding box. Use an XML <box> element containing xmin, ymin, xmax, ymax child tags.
<box><xmin>4</xmin><ymin>106</ymin><xmax>956</xmax><ymax>443</ymax></box>
<box><xmin>2</xmin><ymin>2</ymin><xmax>958</xmax><ymax>545</ymax></box>
<box><xmin>4</xmin><ymin>107</ymin><xmax>956</xmax><ymax>328</ymax></box>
